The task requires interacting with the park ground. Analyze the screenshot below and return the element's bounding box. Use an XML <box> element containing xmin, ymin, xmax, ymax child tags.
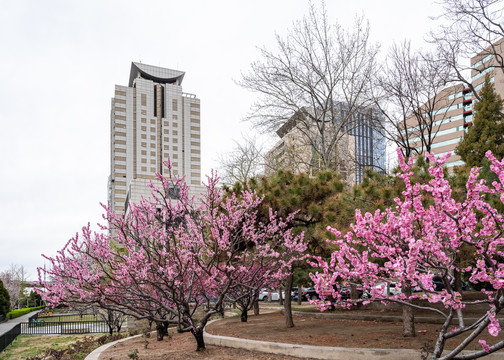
<box><xmin>97</xmin><ymin>300</ymin><xmax>502</xmax><ymax>360</ymax></box>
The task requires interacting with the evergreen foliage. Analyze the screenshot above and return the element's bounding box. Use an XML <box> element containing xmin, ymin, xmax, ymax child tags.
<box><xmin>0</xmin><ymin>279</ymin><xmax>11</xmax><ymax>317</ymax></box>
<box><xmin>456</xmin><ymin>74</ymin><xmax>504</xmax><ymax>167</ymax></box>
<box><xmin>252</xmin><ymin>169</ymin><xmax>346</xmax><ymax>258</ymax></box>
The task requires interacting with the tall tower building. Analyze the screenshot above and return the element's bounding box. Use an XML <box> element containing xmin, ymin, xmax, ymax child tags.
<box><xmin>108</xmin><ymin>62</ymin><xmax>203</xmax><ymax>215</ymax></box>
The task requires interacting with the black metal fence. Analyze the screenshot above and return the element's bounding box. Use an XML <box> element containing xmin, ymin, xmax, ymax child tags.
<box><xmin>20</xmin><ymin>321</ymin><xmax>109</xmax><ymax>335</ymax></box>
<box><xmin>0</xmin><ymin>323</ymin><xmax>21</xmax><ymax>352</ymax></box>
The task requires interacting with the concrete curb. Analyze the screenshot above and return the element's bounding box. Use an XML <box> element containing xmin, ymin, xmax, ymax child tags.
<box><xmin>203</xmin><ymin>313</ymin><xmax>504</xmax><ymax>360</ymax></box>
<box><xmin>204</xmin><ymin>318</ymin><xmax>421</xmax><ymax>360</ymax></box>
<box><xmin>85</xmin><ymin>334</ymin><xmax>142</xmax><ymax>360</ymax></box>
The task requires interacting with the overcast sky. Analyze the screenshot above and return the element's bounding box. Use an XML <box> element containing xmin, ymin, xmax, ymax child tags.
<box><xmin>0</xmin><ymin>0</ymin><xmax>444</xmax><ymax>280</ymax></box>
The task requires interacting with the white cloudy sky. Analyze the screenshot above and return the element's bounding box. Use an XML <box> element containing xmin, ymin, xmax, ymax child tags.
<box><xmin>0</xmin><ymin>0</ymin><xmax>443</xmax><ymax>280</ymax></box>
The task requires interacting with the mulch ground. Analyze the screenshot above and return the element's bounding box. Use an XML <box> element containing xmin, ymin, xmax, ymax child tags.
<box><xmin>99</xmin><ymin>308</ymin><xmax>504</xmax><ymax>359</ymax></box>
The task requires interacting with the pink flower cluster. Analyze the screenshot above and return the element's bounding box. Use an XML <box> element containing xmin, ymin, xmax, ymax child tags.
<box><xmin>310</xmin><ymin>149</ymin><xmax>504</xmax><ymax>356</ymax></box>
<box><xmin>37</xmin><ymin>164</ymin><xmax>306</xmax><ymax>346</ymax></box>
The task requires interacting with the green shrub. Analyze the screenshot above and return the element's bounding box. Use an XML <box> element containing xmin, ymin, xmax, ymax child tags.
<box><xmin>6</xmin><ymin>306</ymin><xmax>43</xmax><ymax>320</ymax></box>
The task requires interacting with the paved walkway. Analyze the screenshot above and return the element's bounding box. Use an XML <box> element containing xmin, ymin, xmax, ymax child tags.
<box><xmin>0</xmin><ymin>311</ymin><xmax>39</xmax><ymax>336</ymax></box>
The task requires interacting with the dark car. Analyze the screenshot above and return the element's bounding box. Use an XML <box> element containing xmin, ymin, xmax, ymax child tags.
<box><xmin>339</xmin><ymin>285</ymin><xmax>364</xmax><ymax>299</ymax></box>
<box><xmin>294</xmin><ymin>285</ymin><xmax>361</xmax><ymax>301</ymax></box>
<box><xmin>433</xmin><ymin>277</ymin><xmax>472</xmax><ymax>291</ymax></box>
<box><xmin>294</xmin><ymin>287</ymin><xmax>319</xmax><ymax>301</ymax></box>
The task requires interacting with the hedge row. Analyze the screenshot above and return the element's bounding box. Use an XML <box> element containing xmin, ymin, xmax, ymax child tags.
<box><xmin>6</xmin><ymin>306</ymin><xmax>43</xmax><ymax>320</ymax></box>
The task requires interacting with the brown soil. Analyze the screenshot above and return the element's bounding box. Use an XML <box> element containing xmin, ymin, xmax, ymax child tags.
<box><xmin>98</xmin><ymin>306</ymin><xmax>504</xmax><ymax>359</ymax></box>
<box><xmin>98</xmin><ymin>329</ymin><xmax>299</xmax><ymax>360</ymax></box>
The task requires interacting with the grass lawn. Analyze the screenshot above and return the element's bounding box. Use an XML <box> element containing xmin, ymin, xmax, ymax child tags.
<box><xmin>38</xmin><ymin>314</ymin><xmax>100</xmax><ymax>323</ymax></box>
<box><xmin>0</xmin><ymin>334</ymin><xmax>102</xmax><ymax>359</ymax></box>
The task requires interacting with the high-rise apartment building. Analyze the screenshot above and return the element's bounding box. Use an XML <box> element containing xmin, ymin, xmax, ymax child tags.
<box><xmin>404</xmin><ymin>38</ymin><xmax>504</xmax><ymax>167</ymax></box>
<box><xmin>108</xmin><ymin>62</ymin><xmax>203</xmax><ymax>215</ymax></box>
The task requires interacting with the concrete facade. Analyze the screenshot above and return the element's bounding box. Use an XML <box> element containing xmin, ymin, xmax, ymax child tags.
<box><xmin>265</xmin><ymin>106</ymin><xmax>386</xmax><ymax>185</ymax></box>
<box><xmin>108</xmin><ymin>63</ymin><xmax>204</xmax><ymax>215</ymax></box>
<box><xmin>405</xmin><ymin>38</ymin><xmax>504</xmax><ymax>167</ymax></box>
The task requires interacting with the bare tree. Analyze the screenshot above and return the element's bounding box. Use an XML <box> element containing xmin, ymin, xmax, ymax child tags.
<box><xmin>430</xmin><ymin>0</ymin><xmax>504</xmax><ymax>99</ymax></box>
<box><xmin>218</xmin><ymin>135</ymin><xmax>265</xmax><ymax>186</ymax></box>
<box><xmin>372</xmin><ymin>41</ymin><xmax>454</xmax><ymax>158</ymax></box>
<box><xmin>0</xmin><ymin>264</ymin><xmax>28</xmax><ymax>309</ymax></box>
<box><xmin>239</xmin><ymin>3</ymin><xmax>379</xmax><ymax>176</ymax></box>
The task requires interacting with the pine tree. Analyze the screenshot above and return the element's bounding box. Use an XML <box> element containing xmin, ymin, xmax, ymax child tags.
<box><xmin>0</xmin><ymin>279</ymin><xmax>10</xmax><ymax>317</ymax></box>
<box><xmin>456</xmin><ymin>74</ymin><xmax>504</xmax><ymax>167</ymax></box>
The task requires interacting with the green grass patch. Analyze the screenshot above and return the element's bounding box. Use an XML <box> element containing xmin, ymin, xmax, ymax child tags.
<box><xmin>0</xmin><ymin>333</ymin><xmax>126</xmax><ymax>360</ymax></box>
<box><xmin>39</xmin><ymin>314</ymin><xmax>100</xmax><ymax>323</ymax></box>
<box><xmin>0</xmin><ymin>334</ymin><xmax>93</xmax><ymax>359</ymax></box>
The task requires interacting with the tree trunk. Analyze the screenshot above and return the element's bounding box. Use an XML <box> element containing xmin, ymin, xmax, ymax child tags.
<box><xmin>253</xmin><ymin>298</ymin><xmax>259</xmax><ymax>315</ymax></box>
<box><xmin>107</xmin><ymin>311</ymin><xmax>114</xmax><ymax>334</ymax></box>
<box><xmin>350</xmin><ymin>283</ymin><xmax>358</xmax><ymax>300</ymax></box>
<box><xmin>241</xmin><ymin>308</ymin><xmax>248</xmax><ymax>322</ymax></box>
<box><xmin>163</xmin><ymin>321</ymin><xmax>169</xmax><ymax>338</ymax></box>
<box><xmin>192</xmin><ymin>328</ymin><xmax>206</xmax><ymax>351</ymax></box>
<box><xmin>297</xmin><ymin>283</ymin><xmax>302</xmax><ymax>305</ymax></box>
<box><xmin>402</xmin><ymin>284</ymin><xmax>415</xmax><ymax>337</ymax></box>
<box><xmin>284</xmin><ymin>274</ymin><xmax>294</xmax><ymax>328</ymax></box>
<box><xmin>279</xmin><ymin>286</ymin><xmax>284</xmax><ymax>305</ymax></box>
<box><xmin>156</xmin><ymin>322</ymin><xmax>165</xmax><ymax>341</ymax></box>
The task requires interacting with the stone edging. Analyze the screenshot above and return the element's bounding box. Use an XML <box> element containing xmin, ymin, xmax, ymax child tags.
<box><xmin>203</xmin><ymin>312</ymin><xmax>504</xmax><ymax>360</ymax></box>
<box><xmin>203</xmin><ymin>318</ymin><xmax>420</xmax><ymax>360</ymax></box>
<box><xmin>85</xmin><ymin>334</ymin><xmax>142</xmax><ymax>360</ymax></box>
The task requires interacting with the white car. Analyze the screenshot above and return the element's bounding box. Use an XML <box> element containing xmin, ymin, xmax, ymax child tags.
<box><xmin>373</xmin><ymin>282</ymin><xmax>401</xmax><ymax>296</ymax></box>
<box><xmin>258</xmin><ymin>289</ymin><xmax>287</xmax><ymax>301</ymax></box>
<box><xmin>362</xmin><ymin>282</ymin><xmax>401</xmax><ymax>298</ymax></box>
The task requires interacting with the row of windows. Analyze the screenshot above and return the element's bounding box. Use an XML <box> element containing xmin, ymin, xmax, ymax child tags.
<box><xmin>415</xmin><ymin>136</ymin><xmax>463</xmax><ymax>152</ymax></box>
<box><xmin>403</xmin><ymin>114</ymin><xmax>464</xmax><ymax>135</ymax></box>
<box><xmin>471</xmin><ymin>66</ymin><xmax>494</xmax><ymax>82</ymax></box>
<box><xmin>474</xmin><ymin>77</ymin><xmax>494</xmax><ymax>91</ymax></box>
<box><xmin>408</xmin><ymin>124</ymin><xmax>463</xmax><ymax>143</ymax></box>
<box><xmin>430</xmin><ymin>102</ymin><xmax>464</xmax><ymax>117</ymax></box>
<box><xmin>448</xmin><ymin>91</ymin><xmax>464</xmax><ymax>101</ymax></box>
<box><xmin>472</xmin><ymin>54</ymin><xmax>493</xmax><ymax>69</ymax></box>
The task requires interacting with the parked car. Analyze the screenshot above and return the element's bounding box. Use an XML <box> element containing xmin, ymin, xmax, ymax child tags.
<box><xmin>294</xmin><ymin>285</ymin><xmax>362</xmax><ymax>301</ymax></box>
<box><xmin>362</xmin><ymin>282</ymin><xmax>401</xmax><ymax>298</ymax></box>
<box><xmin>258</xmin><ymin>289</ymin><xmax>287</xmax><ymax>301</ymax></box>
<box><xmin>339</xmin><ymin>285</ymin><xmax>365</xmax><ymax>299</ymax></box>
<box><xmin>432</xmin><ymin>277</ymin><xmax>472</xmax><ymax>291</ymax></box>
<box><xmin>294</xmin><ymin>287</ymin><xmax>319</xmax><ymax>301</ymax></box>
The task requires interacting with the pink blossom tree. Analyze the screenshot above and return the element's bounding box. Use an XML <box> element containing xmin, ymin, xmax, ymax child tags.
<box><xmin>38</xmin><ymin>163</ymin><xmax>306</xmax><ymax>351</ymax></box>
<box><xmin>310</xmin><ymin>150</ymin><xmax>504</xmax><ymax>359</ymax></box>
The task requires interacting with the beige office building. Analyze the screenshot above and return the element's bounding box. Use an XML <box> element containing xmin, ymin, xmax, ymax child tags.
<box><xmin>108</xmin><ymin>62</ymin><xmax>203</xmax><ymax>215</ymax></box>
<box><xmin>265</xmin><ymin>106</ymin><xmax>386</xmax><ymax>185</ymax></box>
<box><xmin>405</xmin><ymin>38</ymin><xmax>504</xmax><ymax>167</ymax></box>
